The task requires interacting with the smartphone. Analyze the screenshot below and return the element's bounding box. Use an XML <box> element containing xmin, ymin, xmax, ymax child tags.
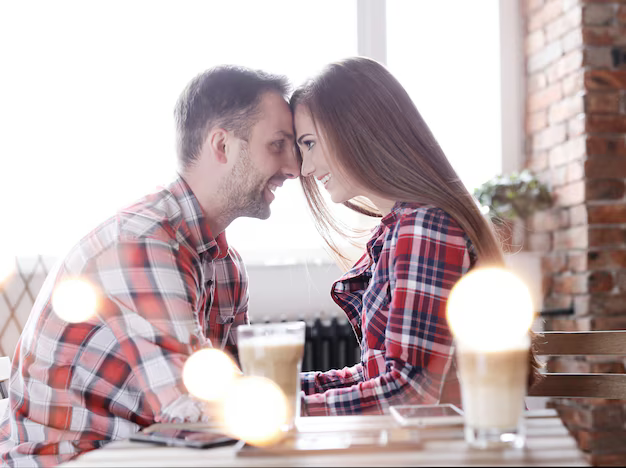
<box><xmin>390</xmin><ymin>404</ymin><xmax>464</xmax><ymax>427</ymax></box>
<box><xmin>129</xmin><ymin>429</ymin><xmax>239</xmax><ymax>449</ymax></box>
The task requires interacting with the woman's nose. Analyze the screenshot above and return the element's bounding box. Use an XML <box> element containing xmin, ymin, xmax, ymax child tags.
<box><xmin>301</xmin><ymin>156</ymin><xmax>315</xmax><ymax>177</ymax></box>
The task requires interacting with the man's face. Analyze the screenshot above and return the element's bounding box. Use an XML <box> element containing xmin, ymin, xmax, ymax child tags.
<box><xmin>221</xmin><ymin>92</ymin><xmax>298</xmax><ymax>220</ymax></box>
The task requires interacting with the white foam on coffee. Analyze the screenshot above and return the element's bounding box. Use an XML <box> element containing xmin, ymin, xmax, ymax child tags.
<box><xmin>456</xmin><ymin>338</ymin><xmax>529</xmax><ymax>429</ymax></box>
<box><xmin>239</xmin><ymin>334</ymin><xmax>305</xmax><ymax>347</ymax></box>
<box><xmin>457</xmin><ymin>333</ymin><xmax>530</xmax><ymax>353</ymax></box>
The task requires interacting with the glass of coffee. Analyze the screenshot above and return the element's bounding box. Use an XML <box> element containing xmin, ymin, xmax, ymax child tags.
<box><xmin>455</xmin><ymin>335</ymin><xmax>530</xmax><ymax>449</ymax></box>
<box><xmin>237</xmin><ymin>321</ymin><xmax>306</xmax><ymax>431</ymax></box>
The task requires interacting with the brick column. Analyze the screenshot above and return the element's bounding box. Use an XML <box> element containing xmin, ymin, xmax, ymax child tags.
<box><xmin>523</xmin><ymin>0</ymin><xmax>626</xmax><ymax>465</ymax></box>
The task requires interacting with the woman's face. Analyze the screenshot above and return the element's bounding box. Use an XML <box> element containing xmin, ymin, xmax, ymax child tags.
<box><xmin>294</xmin><ymin>105</ymin><xmax>360</xmax><ymax>204</ymax></box>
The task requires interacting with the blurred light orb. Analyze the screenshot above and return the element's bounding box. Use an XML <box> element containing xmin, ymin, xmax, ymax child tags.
<box><xmin>446</xmin><ymin>267</ymin><xmax>534</xmax><ymax>351</ymax></box>
<box><xmin>52</xmin><ymin>278</ymin><xmax>99</xmax><ymax>323</ymax></box>
<box><xmin>222</xmin><ymin>376</ymin><xmax>288</xmax><ymax>447</ymax></box>
<box><xmin>183</xmin><ymin>349</ymin><xmax>238</xmax><ymax>402</ymax></box>
<box><xmin>0</xmin><ymin>253</ymin><xmax>16</xmax><ymax>286</ymax></box>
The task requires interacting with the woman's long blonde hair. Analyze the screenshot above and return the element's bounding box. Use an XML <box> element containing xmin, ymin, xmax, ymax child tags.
<box><xmin>291</xmin><ymin>57</ymin><xmax>545</xmax><ymax>388</ymax></box>
<box><xmin>290</xmin><ymin>56</ymin><xmax>504</xmax><ymax>269</ymax></box>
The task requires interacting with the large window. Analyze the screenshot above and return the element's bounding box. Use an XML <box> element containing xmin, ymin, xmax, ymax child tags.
<box><xmin>0</xmin><ymin>0</ymin><xmax>357</xmax><ymax>262</ymax></box>
<box><xmin>1</xmin><ymin>0</ymin><xmax>507</xmax><ymax>264</ymax></box>
<box><xmin>387</xmin><ymin>0</ymin><xmax>502</xmax><ymax>193</ymax></box>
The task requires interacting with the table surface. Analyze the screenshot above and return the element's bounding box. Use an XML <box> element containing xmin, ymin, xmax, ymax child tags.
<box><xmin>61</xmin><ymin>409</ymin><xmax>588</xmax><ymax>467</ymax></box>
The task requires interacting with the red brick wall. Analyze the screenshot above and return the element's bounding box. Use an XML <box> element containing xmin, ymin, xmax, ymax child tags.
<box><xmin>523</xmin><ymin>0</ymin><xmax>626</xmax><ymax>465</ymax></box>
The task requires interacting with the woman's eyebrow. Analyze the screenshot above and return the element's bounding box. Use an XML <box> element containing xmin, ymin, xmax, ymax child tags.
<box><xmin>297</xmin><ymin>133</ymin><xmax>313</xmax><ymax>145</ymax></box>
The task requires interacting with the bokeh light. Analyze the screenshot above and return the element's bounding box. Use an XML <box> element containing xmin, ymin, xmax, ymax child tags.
<box><xmin>0</xmin><ymin>252</ymin><xmax>16</xmax><ymax>286</ymax></box>
<box><xmin>0</xmin><ymin>257</ymin><xmax>15</xmax><ymax>286</ymax></box>
<box><xmin>446</xmin><ymin>267</ymin><xmax>534</xmax><ymax>351</ymax></box>
<box><xmin>182</xmin><ymin>349</ymin><xmax>239</xmax><ymax>402</ymax></box>
<box><xmin>51</xmin><ymin>278</ymin><xmax>99</xmax><ymax>323</ymax></box>
<box><xmin>222</xmin><ymin>376</ymin><xmax>288</xmax><ymax>447</ymax></box>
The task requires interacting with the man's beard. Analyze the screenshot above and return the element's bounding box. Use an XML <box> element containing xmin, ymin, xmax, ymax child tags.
<box><xmin>219</xmin><ymin>146</ymin><xmax>271</xmax><ymax>223</ymax></box>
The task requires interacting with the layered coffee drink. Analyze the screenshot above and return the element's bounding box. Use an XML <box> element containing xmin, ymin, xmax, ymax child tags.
<box><xmin>455</xmin><ymin>336</ymin><xmax>529</xmax><ymax>448</ymax></box>
<box><xmin>237</xmin><ymin>322</ymin><xmax>306</xmax><ymax>430</ymax></box>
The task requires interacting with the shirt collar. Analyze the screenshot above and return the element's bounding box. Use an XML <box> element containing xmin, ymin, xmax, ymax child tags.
<box><xmin>365</xmin><ymin>201</ymin><xmax>425</xmax><ymax>260</ymax></box>
<box><xmin>168</xmin><ymin>175</ymin><xmax>229</xmax><ymax>260</ymax></box>
<box><xmin>379</xmin><ymin>201</ymin><xmax>425</xmax><ymax>228</ymax></box>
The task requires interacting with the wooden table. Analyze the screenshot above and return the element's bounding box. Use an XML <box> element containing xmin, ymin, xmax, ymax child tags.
<box><xmin>61</xmin><ymin>409</ymin><xmax>588</xmax><ymax>467</ymax></box>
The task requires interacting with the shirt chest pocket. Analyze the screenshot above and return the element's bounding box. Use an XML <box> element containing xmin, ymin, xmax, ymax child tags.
<box><xmin>203</xmin><ymin>261</ymin><xmax>236</xmax><ymax>326</ymax></box>
<box><xmin>213</xmin><ymin>285</ymin><xmax>236</xmax><ymax>325</ymax></box>
<box><xmin>362</xmin><ymin>280</ymin><xmax>391</xmax><ymax>351</ymax></box>
<box><xmin>197</xmin><ymin>260</ymin><xmax>236</xmax><ymax>351</ymax></box>
<box><xmin>199</xmin><ymin>283</ymin><xmax>234</xmax><ymax>327</ymax></box>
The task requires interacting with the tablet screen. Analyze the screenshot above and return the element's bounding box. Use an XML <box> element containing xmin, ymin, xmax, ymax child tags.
<box><xmin>390</xmin><ymin>404</ymin><xmax>464</xmax><ymax>427</ymax></box>
<box><xmin>130</xmin><ymin>429</ymin><xmax>238</xmax><ymax>449</ymax></box>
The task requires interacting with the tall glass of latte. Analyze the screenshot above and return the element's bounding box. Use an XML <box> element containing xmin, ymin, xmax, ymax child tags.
<box><xmin>446</xmin><ymin>267</ymin><xmax>536</xmax><ymax>450</ymax></box>
<box><xmin>456</xmin><ymin>335</ymin><xmax>530</xmax><ymax>449</ymax></box>
<box><xmin>237</xmin><ymin>321</ymin><xmax>306</xmax><ymax>431</ymax></box>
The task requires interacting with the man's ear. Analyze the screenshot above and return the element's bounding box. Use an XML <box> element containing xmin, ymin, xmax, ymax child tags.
<box><xmin>208</xmin><ymin>128</ymin><xmax>229</xmax><ymax>164</ymax></box>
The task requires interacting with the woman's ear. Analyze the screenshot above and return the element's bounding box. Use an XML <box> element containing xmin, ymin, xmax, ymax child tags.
<box><xmin>208</xmin><ymin>128</ymin><xmax>229</xmax><ymax>164</ymax></box>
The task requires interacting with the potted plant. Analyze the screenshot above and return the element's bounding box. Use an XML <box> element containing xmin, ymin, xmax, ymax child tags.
<box><xmin>473</xmin><ymin>169</ymin><xmax>553</xmax><ymax>251</ymax></box>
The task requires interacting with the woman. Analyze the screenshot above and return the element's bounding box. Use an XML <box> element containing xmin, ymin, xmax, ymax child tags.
<box><xmin>292</xmin><ymin>57</ymin><xmax>538</xmax><ymax>416</ymax></box>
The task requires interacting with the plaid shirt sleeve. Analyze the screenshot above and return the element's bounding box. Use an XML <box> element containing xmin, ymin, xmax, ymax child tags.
<box><xmin>300</xmin><ymin>364</ymin><xmax>364</xmax><ymax>395</ymax></box>
<box><xmin>302</xmin><ymin>209</ymin><xmax>472</xmax><ymax>416</ymax></box>
<box><xmin>90</xmin><ymin>236</ymin><xmax>215</xmax><ymax>423</ymax></box>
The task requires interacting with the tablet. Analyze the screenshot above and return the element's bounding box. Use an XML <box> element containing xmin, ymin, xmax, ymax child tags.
<box><xmin>390</xmin><ymin>404</ymin><xmax>464</xmax><ymax>427</ymax></box>
<box><xmin>130</xmin><ymin>428</ymin><xmax>239</xmax><ymax>449</ymax></box>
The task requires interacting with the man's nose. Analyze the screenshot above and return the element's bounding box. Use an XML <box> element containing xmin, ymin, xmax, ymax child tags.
<box><xmin>281</xmin><ymin>145</ymin><xmax>301</xmax><ymax>179</ymax></box>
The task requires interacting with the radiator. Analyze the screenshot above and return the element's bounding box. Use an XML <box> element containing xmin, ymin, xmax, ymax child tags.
<box><xmin>303</xmin><ymin>318</ymin><xmax>360</xmax><ymax>372</ymax></box>
<box><xmin>249</xmin><ymin>317</ymin><xmax>360</xmax><ymax>372</ymax></box>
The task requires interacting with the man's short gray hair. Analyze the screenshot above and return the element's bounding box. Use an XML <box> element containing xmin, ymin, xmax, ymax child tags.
<box><xmin>174</xmin><ymin>65</ymin><xmax>290</xmax><ymax>169</ymax></box>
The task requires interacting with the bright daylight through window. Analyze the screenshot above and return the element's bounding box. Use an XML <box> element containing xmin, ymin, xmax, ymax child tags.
<box><xmin>0</xmin><ymin>0</ymin><xmax>502</xmax><ymax>265</ymax></box>
<box><xmin>387</xmin><ymin>0</ymin><xmax>502</xmax><ymax>193</ymax></box>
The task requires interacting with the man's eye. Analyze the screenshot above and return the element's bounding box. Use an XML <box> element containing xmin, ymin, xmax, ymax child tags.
<box><xmin>272</xmin><ymin>140</ymin><xmax>285</xmax><ymax>151</ymax></box>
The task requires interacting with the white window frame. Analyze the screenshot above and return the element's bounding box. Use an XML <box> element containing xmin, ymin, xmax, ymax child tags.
<box><xmin>499</xmin><ymin>0</ymin><xmax>525</xmax><ymax>174</ymax></box>
<box><xmin>357</xmin><ymin>0</ymin><xmax>524</xmax><ymax>175</ymax></box>
<box><xmin>357</xmin><ymin>0</ymin><xmax>387</xmax><ymax>65</ymax></box>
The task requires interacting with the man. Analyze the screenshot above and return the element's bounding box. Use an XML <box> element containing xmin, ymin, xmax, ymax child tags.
<box><xmin>0</xmin><ymin>66</ymin><xmax>298</xmax><ymax>466</ymax></box>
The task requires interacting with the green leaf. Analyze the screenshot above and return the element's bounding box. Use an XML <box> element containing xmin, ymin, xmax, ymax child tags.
<box><xmin>473</xmin><ymin>170</ymin><xmax>553</xmax><ymax>220</ymax></box>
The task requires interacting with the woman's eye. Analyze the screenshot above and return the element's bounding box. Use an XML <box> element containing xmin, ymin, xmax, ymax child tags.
<box><xmin>303</xmin><ymin>140</ymin><xmax>316</xmax><ymax>150</ymax></box>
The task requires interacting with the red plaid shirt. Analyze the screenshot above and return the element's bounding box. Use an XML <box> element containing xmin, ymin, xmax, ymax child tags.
<box><xmin>0</xmin><ymin>177</ymin><xmax>249</xmax><ymax>466</ymax></box>
<box><xmin>301</xmin><ymin>203</ymin><xmax>476</xmax><ymax>416</ymax></box>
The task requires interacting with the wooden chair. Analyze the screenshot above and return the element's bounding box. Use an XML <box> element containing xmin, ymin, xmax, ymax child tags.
<box><xmin>0</xmin><ymin>356</ymin><xmax>9</xmax><ymax>416</ymax></box>
<box><xmin>529</xmin><ymin>331</ymin><xmax>626</xmax><ymax>399</ymax></box>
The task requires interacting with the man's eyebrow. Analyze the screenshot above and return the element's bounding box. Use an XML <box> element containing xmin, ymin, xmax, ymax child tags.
<box><xmin>297</xmin><ymin>133</ymin><xmax>312</xmax><ymax>145</ymax></box>
<box><xmin>275</xmin><ymin>130</ymin><xmax>294</xmax><ymax>140</ymax></box>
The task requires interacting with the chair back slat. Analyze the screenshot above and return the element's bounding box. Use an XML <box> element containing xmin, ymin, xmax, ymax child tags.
<box><xmin>0</xmin><ymin>356</ymin><xmax>10</xmax><ymax>400</ymax></box>
<box><xmin>530</xmin><ymin>331</ymin><xmax>626</xmax><ymax>400</ymax></box>
<box><xmin>534</xmin><ymin>331</ymin><xmax>626</xmax><ymax>356</ymax></box>
<box><xmin>528</xmin><ymin>373</ymin><xmax>626</xmax><ymax>399</ymax></box>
